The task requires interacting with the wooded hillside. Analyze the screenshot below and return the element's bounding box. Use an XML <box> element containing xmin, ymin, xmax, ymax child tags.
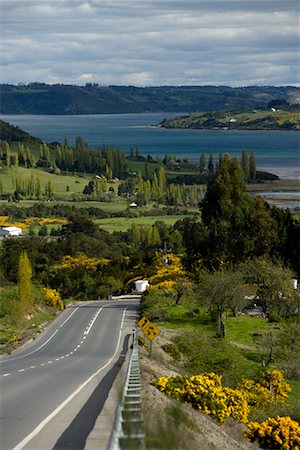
<box><xmin>1</xmin><ymin>84</ymin><xmax>299</xmax><ymax>114</ymax></box>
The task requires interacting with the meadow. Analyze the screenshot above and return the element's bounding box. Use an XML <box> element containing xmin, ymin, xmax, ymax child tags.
<box><xmin>94</xmin><ymin>214</ymin><xmax>196</xmax><ymax>233</ymax></box>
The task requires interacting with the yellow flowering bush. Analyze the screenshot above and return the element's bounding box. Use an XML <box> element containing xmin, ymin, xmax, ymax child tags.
<box><xmin>245</xmin><ymin>416</ymin><xmax>300</xmax><ymax>449</ymax></box>
<box><xmin>148</xmin><ymin>280</ymin><xmax>177</xmax><ymax>294</ymax></box>
<box><xmin>154</xmin><ymin>372</ymin><xmax>249</xmax><ymax>424</ymax></box>
<box><xmin>54</xmin><ymin>253</ymin><xmax>110</xmax><ymax>270</ymax></box>
<box><xmin>0</xmin><ymin>216</ymin><xmax>27</xmax><ymax>229</ymax></box>
<box><xmin>154</xmin><ymin>370</ymin><xmax>291</xmax><ymax>426</ymax></box>
<box><xmin>25</xmin><ymin>217</ymin><xmax>68</xmax><ymax>226</ymax></box>
<box><xmin>239</xmin><ymin>370</ymin><xmax>291</xmax><ymax>408</ymax></box>
<box><xmin>42</xmin><ymin>288</ymin><xmax>64</xmax><ymax>310</ymax></box>
<box><xmin>149</xmin><ymin>253</ymin><xmax>186</xmax><ymax>284</ymax></box>
<box><xmin>0</xmin><ymin>215</ymin><xmax>10</xmax><ymax>225</ymax></box>
<box><xmin>260</xmin><ymin>369</ymin><xmax>291</xmax><ymax>401</ymax></box>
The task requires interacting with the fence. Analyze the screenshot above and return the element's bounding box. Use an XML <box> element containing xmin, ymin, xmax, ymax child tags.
<box><xmin>108</xmin><ymin>330</ymin><xmax>145</xmax><ymax>450</ymax></box>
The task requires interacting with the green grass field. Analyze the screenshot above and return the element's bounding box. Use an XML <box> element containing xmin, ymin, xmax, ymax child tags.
<box><xmin>95</xmin><ymin>214</ymin><xmax>196</xmax><ymax>232</ymax></box>
<box><xmin>0</xmin><ymin>167</ymin><xmax>90</xmax><ymax>196</ymax></box>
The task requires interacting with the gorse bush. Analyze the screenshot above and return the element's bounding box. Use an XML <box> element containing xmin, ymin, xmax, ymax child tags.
<box><xmin>42</xmin><ymin>288</ymin><xmax>64</xmax><ymax>310</ymax></box>
<box><xmin>154</xmin><ymin>372</ymin><xmax>249</xmax><ymax>424</ymax></box>
<box><xmin>245</xmin><ymin>415</ymin><xmax>300</xmax><ymax>449</ymax></box>
<box><xmin>154</xmin><ymin>370</ymin><xmax>291</xmax><ymax>427</ymax></box>
<box><xmin>239</xmin><ymin>369</ymin><xmax>291</xmax><ymax>409</ymax></box>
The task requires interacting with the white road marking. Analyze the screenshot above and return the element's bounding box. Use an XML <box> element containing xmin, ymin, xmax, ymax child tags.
<box><xmin>1</xmin><ymin>308</ymin><xmax>80</xmax><ymax>364</ymax></box>
<box><xmin>0</xmin><ymin>329</ymin><xmax>59</xmax><ymax>363</ymax></box>
<box><xmin>12</xmin><ymin>307</ymin><xmax>128</xmax><ymax>450</ymax></box>
<box><xmin>1</xmin><ymin>304</ymin><xmax>105</xmax><ymax>376</ymax></box>
<box><xmin>84</xmin><ymin>307</ymin><xmax>103</xmax><ymax>335</ymax></box>
<box><xmin>3</xmin><ymin>373</ymin><xmax>11</xmax><ymax>377</ymax></box>
<box><xmin>59</xmin><ymin>307</ymin><xmax>79</xmax><ymax>328</ymax></box>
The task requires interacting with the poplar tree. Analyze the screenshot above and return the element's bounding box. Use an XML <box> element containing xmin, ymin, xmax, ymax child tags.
<box><xmin>249</xmin><ymin>153</ymin><xmax>257</xmax><ymax>181</ymax></box>
<box><xmin>241</xmin><ymin>148</ymin><xmax>250</xmax><ymax>181</ymax></box>
<box><xmin>17</xmin><ymin>250</ymin><xmax>33</xmax><ymax>312</ymax></box>
<box><xmin>208</xmin><ymin>153</ymin><xmax>214</xmax><ymax>174</ymax></box>
<box><xmin>199</xmin><ymin>153</ymin><xmax>206</xmax><ymax>174</ymax></box>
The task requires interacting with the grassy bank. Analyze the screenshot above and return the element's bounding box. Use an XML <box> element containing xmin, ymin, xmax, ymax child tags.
<box><xmin>139</xmin><ymin>293</ymin><xmax>300</xmax><ymax>427</ymax></box>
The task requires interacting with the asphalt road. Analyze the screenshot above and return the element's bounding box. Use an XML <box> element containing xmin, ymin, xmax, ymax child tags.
<box><xmin>0</xmin><ymin>298</ymin><xmax>139</xmax><ymax>450</ymax></box>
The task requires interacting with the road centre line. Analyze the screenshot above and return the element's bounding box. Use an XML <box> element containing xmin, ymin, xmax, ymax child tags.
<box><xmin>0</xmin><ymin>307</ymin><xmax>84</xmax><ymax>364</ymax></box>
<box><xmin>84</xmin><ymin>307</ymin><xmax>103</xmax><ymax>336</ymax></box>
<box><xmin>13</xmin><ymin>307</ymin><xmax>128</xmax><ymax>450</ymax></box>
<box><xmin>1</xmin><ymin>304</ymin><xmax>105</xmax><ymax>376</ymax></box>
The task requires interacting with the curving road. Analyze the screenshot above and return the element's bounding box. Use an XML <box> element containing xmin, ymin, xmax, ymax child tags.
<box><xmin>0</xmin><ymin>298</ymin><xmax>139</xmax><ymax>450</ymax></box>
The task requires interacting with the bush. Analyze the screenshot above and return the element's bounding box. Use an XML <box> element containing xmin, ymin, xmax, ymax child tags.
<box><xmin>154</xmin><ymin>372</ymin><xmax>250</xmax><ymax>424</ymax></box>
<box><xmin>161</xmin><ymin>343</ymin><xmax>181</xmax><ymax>361</ymax></box>
<box><xmin>154</xmin><ymin>370</ymin><xmax>291</xmax><ymax>427</ymax></box>
<box><xmin>42</xmin><ymin>287</ymin><xmax>64</xmax><ymax>310</ymax></box>
<box><xmin>245</xmin><ymin>416</ymin><xmax>300</xmax><ymax>449</ymax></box>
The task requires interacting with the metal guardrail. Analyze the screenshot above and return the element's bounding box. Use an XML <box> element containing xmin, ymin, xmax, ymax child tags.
<box><xmin>108</xmin><ymin>330</ymin><xmax>145</xmax><ymax>450</ymax></box>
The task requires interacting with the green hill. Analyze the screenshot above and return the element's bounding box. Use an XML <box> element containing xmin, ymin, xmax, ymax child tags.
<box><xmin>1</xmin><ymin>84</ymin><xmax>299</xmax><ymax>115</ymax></box>
<box><xmin>159</xmin><ymin>108</ymin><xmax>300</xmax><ymax>130</ymax></box>
<box><xmin>0</xmin><ymin>120</ymin><xmax>42</xmax><ymax>144</ymax></box>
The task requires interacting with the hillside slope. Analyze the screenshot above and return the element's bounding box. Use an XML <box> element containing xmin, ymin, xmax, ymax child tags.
<box><xmin>0</xmin><ymin>119</ymin><xmax>42</xmax><ymax>143</ymax></box>
<box><xmin>159</xmin><ymin>108</ymin><xmax>300</xmax><ymax>130</ymax></box>
<box><xmin>1</xmin><ymin>84</ymin><xmax>299</xmax><ymax>115</ymax></box>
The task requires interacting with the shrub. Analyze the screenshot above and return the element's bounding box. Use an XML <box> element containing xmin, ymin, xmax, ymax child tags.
<box><xmin>42</xmin><ymin>288</ymin><xmax>64</xmax><ymax>310</ymax></box>
<box><xmin>154</xmin><ymin>370</ymin><xmax>291</xmax><ymax>426</ymax></box>
<box><xmin>245</xmin><ymin>415</ymin><xmax>300</xmax><ymax>449</ymax></box>
<box><xmin>154</xmin><ymin>373</ymin><xmax>250</xmax><ymax>424</ymax></box>
<box><xmin>161</xmin><ymin>343</ymin><xmax>181</xmax><ymax>361</ymax></box>
<box><xmin>239</xmin><ymin>370</ymin><xmax>291</xmax><ymax>409</ymax></box>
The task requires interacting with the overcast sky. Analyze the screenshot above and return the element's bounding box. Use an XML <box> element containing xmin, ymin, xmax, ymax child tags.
<box><xmin>1</xmin><ymin>0</ymin><xmax>299</xmax><ymax>86</ymax></box>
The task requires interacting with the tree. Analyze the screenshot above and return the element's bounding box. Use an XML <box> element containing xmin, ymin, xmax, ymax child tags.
<box><xmin>17</xmin><ymin>250</ymin><xmax>33</xmax><ymax>313</ymax></box>
<box><xmin>241</xmin><ymin>148</ymin><xmax>250</xmax><ymax>181</ymax></box>
<box><xmin>208</xmin><ymin>153</ymin><xmax>214</xmax><ymax>175</ymax></box>
<box><xmin>197</xmin><ymin>268</ymin><xmax>243</xmax><ymax>337</ymax></box>
<box><xmin>199</xmin><ymin>153</ymin><xmax>206</xmax><ymax>174</ymax></box>
<box><xmin>249</xmin><ymin>153</ymin><xmax>256</xmax><ymax>181</ymax></box>
<box><xmin>44</xmin><ymin>180</ymin><xmax>53</xmax><ymax>199</ymax></box>
<box><xmin>241</xmin><ymin>258</ymin><xmax>297</xmax><ymax>316</ymax></box>
<box><xmin>244</xmin><ymin>196</ymin><xmax>278</xmax><ymax>258</ymax></box>
<box><xmin>201</xmin><ymin>154</ymin><xmax>252</xmax><ymax>264</ymax></box>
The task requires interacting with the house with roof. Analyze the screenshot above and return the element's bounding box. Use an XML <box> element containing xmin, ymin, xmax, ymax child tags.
<box><xmin>0</xmin><ymin>226</ymin><xmax>23</xmax><ymax>237</ymax></box>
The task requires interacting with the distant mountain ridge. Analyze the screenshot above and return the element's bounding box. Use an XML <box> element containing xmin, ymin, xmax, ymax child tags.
<box><xmin>1</xmin><ymin>84</ymin><xmax>299</xmax><ymax>115</ymax></box>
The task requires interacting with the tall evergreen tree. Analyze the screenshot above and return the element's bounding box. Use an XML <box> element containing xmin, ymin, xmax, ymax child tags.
<box><xmin>201</xmin><ymin>154</ymin><xmax>252</xmax><ymax>264</ymax></box>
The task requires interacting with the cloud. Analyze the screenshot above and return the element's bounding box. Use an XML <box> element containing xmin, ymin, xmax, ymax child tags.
<box><xmin>0</xmin><ymin>0</ymin><xmax>299</xmax><ymax>86</ymax></box>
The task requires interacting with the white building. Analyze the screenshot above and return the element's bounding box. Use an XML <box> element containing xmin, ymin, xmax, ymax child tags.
<box><xmin>0</xmin><ymin>226</ymin><xmax>22</xmax><ymax>237</ymax></box>
<box><xmin>134</xmin><ymin>280</ymin><xmax>149</xmax><ymax>293</ymax></box>
<box><xmin>291</xmin><ymin>279</ymin><xmax>298</xmax><ymax>290</ymax></box>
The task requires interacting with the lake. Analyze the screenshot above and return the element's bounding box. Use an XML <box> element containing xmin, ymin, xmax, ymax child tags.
<box><xmin>1</xmin><ymin>113</ymin><xmax>299</xmax><ymax>179</ymax></box>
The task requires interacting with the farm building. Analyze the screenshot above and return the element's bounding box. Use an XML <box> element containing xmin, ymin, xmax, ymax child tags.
<box><xmin>134</xmin><ymin>280</ymin><xmax>149</xmax><ymax>293</ymax></box>
<box><xmin>0</xmin><ymin>226</ymin><xmax>22</xmax><ymax>237</ymax></box>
